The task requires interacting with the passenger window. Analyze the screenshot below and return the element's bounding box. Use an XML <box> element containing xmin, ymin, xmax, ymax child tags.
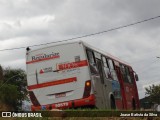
<box><xmin>96</xmin><ymin>59</ymin><xmax>105</xmax><ymax>84</ymax></box>
<box><xmin>120</xmin><ymin>65</ymin><xmax>127</xmax><ymax>83</ymax></box>
<box><xmin>120</xmin><ymin>65</ymin><xmax>133</xmax><ymax>84</ymax></box>
<box><xmin>86</xmin><ymin>49</ymin><xmax>98</xmax><ymax>75</ymax></box>
<box><xmin>103</xmin><ymin>67</ymin><xmax>110</xmax><ymax>78</ymax></box>
<box><xmin>129</xmin><ymin>67</ymin><xmax>135</xmax><ymax>83</ymax></box>
<box><xmin>102</xmin><ymin>56</ymin><xmax>108</xmax><ymax>67</ymax></box>
<box><xmin>108</xmin><ymin>59</ymin><xmax>114</xmax><ymax>70</ymax></box>
<box><xmin>107</xmin><ymin>59</ymin><xmax>118</xmax><ymax>80</ymax></box>
<box><xmin>110</xmin><ymin>70</ymin><xmax>118</xmax><ymax>80</ymax></box>
<box><xmin>125</xmin><ymin>66</ymin><xmax>132</xmax><ymax>83</ymax></box>
<box><xmin>87</xmin><ymin>50</ymin><xmax>95</xmax><ymax>63</ymax></box>
<box><xmin>94</xmin><ymin>51</ymin><xmax>101</xmax><ymax>59</ymax></box>
<box><xmin>102</xmin><ymin>56</ymin><xmax>110</xmax><ymax>79</ymax></box>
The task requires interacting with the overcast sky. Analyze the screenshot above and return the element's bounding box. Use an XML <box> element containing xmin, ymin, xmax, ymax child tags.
<box><xmin>0</xmin><ymin>0</ymin><xmax>160</xmax><ymax>99</ymax></box>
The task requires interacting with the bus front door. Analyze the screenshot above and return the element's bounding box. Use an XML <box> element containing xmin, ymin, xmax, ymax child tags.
<box><xmin>115</xmin><ymin>65</ymin><xmax>127</xmax><ymax>109</ymax></box>
<box><xmin>96</xmin><ymin>59</ymin><xmax>112</xmax><ymax>109</ymax></box>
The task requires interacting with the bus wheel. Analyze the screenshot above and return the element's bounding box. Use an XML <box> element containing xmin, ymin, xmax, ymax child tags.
<box><xmin>132</xmin><ymin>99</ymin><xmax>136</xmax><ymax>110</ymax></box>
<box><xmin>111</xmin><ymin>95</ymin><xmax>116</xmax><ymax>109</ymax></box>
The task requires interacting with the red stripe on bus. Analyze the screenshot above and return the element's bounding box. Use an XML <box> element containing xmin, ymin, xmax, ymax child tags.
<box><xmin>27</xmin><ymin>77</ymin><xmax>77</xmax><ymax>90</ymax></box>
<box><xmin>31</xmin><ymin>94</ymin><xmax>95</xmax><ymax>111</ymax></box>
<box><xmin>58</xmin><ymin>60</ymin><xmax>88</xmax><ymax>70</ymax></box>
<box><xmin>26</xmin><ymin>55</ymin><xmax>60</xmax><ymax>64</ymax></box>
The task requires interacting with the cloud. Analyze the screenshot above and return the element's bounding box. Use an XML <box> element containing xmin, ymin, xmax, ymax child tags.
<box><xmin>1</xmin><ymin>58</ymin><xmax>25</xmax><ymax>69</ymax></box>
<box><xmin>0</xmin><ymin>14</ymin><xmax>55</xmax><ymax>40</ymax></box>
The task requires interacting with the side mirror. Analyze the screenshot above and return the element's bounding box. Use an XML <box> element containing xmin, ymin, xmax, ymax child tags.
<box><xmin>135</xmin><ymin>74</ymin><xmax>139</xmax><ymax>81</ymax></box>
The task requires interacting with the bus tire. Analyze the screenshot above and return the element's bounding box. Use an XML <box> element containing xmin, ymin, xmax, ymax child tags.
<box><xmin>132</xmin><ymin>98</ymin><xmax>136</xmax><ymax>110</ymax></box>
<box><xmin>111</xmin><ymin>95</ymin><xmax>116</xmax><ymax>109</ymax></box>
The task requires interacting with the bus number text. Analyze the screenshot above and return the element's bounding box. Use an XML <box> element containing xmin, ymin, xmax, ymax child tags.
<box><xmin>55</xmin><ymin>102</ymin><xmax>69</xmax><ymax>108</ymax></box>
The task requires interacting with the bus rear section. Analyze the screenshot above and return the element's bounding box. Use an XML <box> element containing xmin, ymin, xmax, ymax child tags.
<box><xmin>26</xmin><ymin>42</ymin><xmax>95</xmax><ymax>111</ymax></box>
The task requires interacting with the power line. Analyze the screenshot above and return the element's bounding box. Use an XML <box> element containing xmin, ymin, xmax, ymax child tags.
<box><xmin>0</xmin><ymin>15</ymin><xmax>160</xmax><ymax>52</ymax></box>
<box><xmin>0</xmin><ymin>73</ymin><xmax>22</xmax><ymax>89</ymax></box>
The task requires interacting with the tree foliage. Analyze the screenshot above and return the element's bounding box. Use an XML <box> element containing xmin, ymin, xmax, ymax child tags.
<box><xmin>145</xmin><ymin>84</ymin><xmax>160</xmax><ymax>104</ymax></box>
<box><xmin>0</xmin><ymin>65</ymin><xmax>3</xmax><ymax>83</ymax></box>
<box><xmin>0</xmin><ymin>66</ymin><xmax>27</xmax><ymax>111</ymax></box>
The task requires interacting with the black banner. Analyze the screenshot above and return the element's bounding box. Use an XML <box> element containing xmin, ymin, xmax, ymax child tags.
<box><xmin>0</xmin><ymin>111</ymin><xmax>160</xmax><ymax>117</ymax></box>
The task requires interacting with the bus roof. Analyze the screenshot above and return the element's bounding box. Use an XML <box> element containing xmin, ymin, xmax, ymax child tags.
<box><xmin>82</xmin><ymin>41</ymin><xmax>131</xmax><ymax>67</ymax></box>
<box><xmin>27</xmin><ymin>40</ymin><xmax>131</xmax><ymax>67</ymax></box>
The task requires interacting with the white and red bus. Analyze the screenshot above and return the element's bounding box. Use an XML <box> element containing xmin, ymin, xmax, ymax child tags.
<box><xmin>26</xmin><ymin>41</ymin><xmax>140</xmax><ymax>111</ymax></box>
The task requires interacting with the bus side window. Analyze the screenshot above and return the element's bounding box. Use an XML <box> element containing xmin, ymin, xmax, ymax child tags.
<box><xmin>120</xmin><ymin>64</ymin><xmax>128</xmax><ymax>83</ymax></box>
<box><xmin>96</xmin><ymin>58</ymin><xmax>105</xmax><ymax>84</ymax></box>
<box><xmin>102</xmin><ymin>56</ymin><xmax>110</xmax><ymax>79</ymax></box>
<box><xmin>107</xmin><ymin>59</ymin><xmax>118</xmax><ymax>80</ymax></box>
<box><xmin>125</xmin><ymin>66</ymin><xmax>132</xmax><ymax>83</ymax></box>
<box><xmin>108</xmin><ymin>59</ymin><xmax>114</xmax><ymax>70</ymax></box>
<box><xmin>128</xmin><ymin>67</ymin><xmax>135</xmax><ymax>83</ymax></box>
<box><xmin>94</xmin><ymin>51</ymin><xmax>105</xmax><ymax>84</ymax></box>
<box><xmin>86</xmin><ymin>49</ymin><xmax>98</xmax><ymax>75</ymax></box>
<box><xmin>120</xmin><ymin>65</ymin><xmax>133</xmax><ymax>83</ymax></box>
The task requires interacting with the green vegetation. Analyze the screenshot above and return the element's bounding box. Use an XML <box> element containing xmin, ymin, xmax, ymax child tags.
<box><xmin>145</xmin><ymin>84</ymin><xmax>160</xmax><ymax>104</ymax></box>
<box><xmin>0</xmin><ymin>66</ymin><xmax>28</xmax><ymax>111</ymax></box>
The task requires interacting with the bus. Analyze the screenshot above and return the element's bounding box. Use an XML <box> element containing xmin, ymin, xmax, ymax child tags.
<box><xmin>26</xmin><ymin>41</ymin><xmax>140</xmax><ymax>111</ymax></box>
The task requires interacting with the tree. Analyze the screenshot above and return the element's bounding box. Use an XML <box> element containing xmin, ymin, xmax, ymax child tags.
<box><xmin>145</xmin><ymin>84</ymin><xmax>160</xmax><ymax>104</ymax></box>
<box><xmin>0</xmin><ymin>67</ymin><xmax>28</xmax><ymax>111</ymax></box>
<box><xmin>0</xmin><ymin>65</ymin><xmax>3</xmax><ymax>83</ymax></box>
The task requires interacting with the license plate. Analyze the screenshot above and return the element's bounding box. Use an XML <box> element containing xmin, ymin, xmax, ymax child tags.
<box><xmin>55</xmin><ymin>93</ymin><xmax>66</xmax><ymax>98</ymax></box>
